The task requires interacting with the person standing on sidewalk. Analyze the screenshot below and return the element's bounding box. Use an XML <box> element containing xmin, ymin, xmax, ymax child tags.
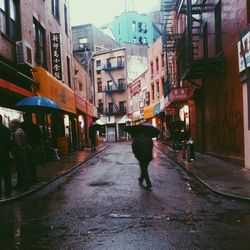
<box><xmin>132</xmin><ymin>132</ymin><xmax>153</xmax><ymax>189</ymax></box>
<box><xmin>10</xmin><ymin>119</ymin><xmax>30</xmax><ymax>191</ymax></box>
<box><xmin>0</xmin><ymin>114</ymin><xmax>12</xmax><ymax>197</ymax></box>
<box><xmin>89</xmin><ymin>124</ymin><xmax>97</xmax><ymax>151</ymax></box>
<box><xmin>21</xmin><ymin>113</ymin><xmax>41</xmax><ymax>184</ymax></box>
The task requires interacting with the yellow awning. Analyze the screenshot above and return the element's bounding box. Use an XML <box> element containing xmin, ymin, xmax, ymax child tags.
<box><xmin>32</xmin><ymin>67</ymin><xmax>76</xmax><ymax>114</ymax></box>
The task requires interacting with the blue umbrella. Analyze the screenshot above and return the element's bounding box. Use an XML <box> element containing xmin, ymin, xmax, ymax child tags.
<box><xmin>15</xmin><ymin>96</ymin><xmax>61</xmax><ymax>112</ymax></box>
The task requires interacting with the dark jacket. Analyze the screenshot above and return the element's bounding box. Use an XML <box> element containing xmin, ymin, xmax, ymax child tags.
<box><xmin>21</xmin><ymin>121</ymin><xmax>41</xmax><ymax>147</ymax></box>
<box><xmin>132</xmin><ymin>133</ymin><xmax>153</xmax><ymax>162</ymax></box>
<box><xmin>0</xmin><ymin>123</ymin><xmax>12</xmax><ymax>163</ymax></box>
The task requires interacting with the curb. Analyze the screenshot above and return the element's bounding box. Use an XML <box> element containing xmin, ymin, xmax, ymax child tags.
<box><xmin>155</xmin><ymin>143</ymin><xmax>250</xmax><ymax>202</ymax></box>
<box><xmin>0</xmin><ymin>145</ymin><xmax>109</xmax><ymax>205</ymax></box>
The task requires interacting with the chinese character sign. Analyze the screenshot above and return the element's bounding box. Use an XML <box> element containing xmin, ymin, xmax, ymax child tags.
<box><xmin>170</xmin><ymin>88</ymin><xmax>188</xmax><ymax>101</ymax></box>
<box><xmin>50</xmin><ymin>33</ymin><xmax>62</xmax><ymax>80</ymax></box>
<box><xmin>238</xmin><ymin>31</ymin><xmax>250</xmax><ymax>73</ymax></box>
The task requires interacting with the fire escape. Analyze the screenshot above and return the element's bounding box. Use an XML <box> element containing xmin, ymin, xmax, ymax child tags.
<box><xmin>176</xmin><ymin>0</ymin><xmax>224</xmax><ymax>80</ymax></box>
<box><xmin>161</xmin><ymin>0</ymin><xmax>180</xmax><ymax>95</ymax></box>
<box><xmin>102</xmin><ymin>58</ymin><xmax>126</xmax><ymax>116</ymax></box>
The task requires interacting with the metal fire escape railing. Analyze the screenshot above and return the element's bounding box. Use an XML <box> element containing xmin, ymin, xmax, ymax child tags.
<box><xmin>161</xmin><ymin>0</ymin><xmax>179</xmax><ymax>95</ymax></box>
<box><xmin>175</xmin><ymin>0</ymin><xmax>224</xmax><ymax>80</ymax></box>
<box><xmin>102</xmin><ymin>60</ymin><xmax>126</xmax><ymax>116</ymax></box>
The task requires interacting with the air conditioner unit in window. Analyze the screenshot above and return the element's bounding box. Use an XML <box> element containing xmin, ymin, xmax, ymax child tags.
<box><xmin>16</xmin><ymin>40</ymin><xmax>34</xmax><ymax>68</ymax></box>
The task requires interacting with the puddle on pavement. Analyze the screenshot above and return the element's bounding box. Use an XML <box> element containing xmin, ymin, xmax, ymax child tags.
<box><xmin>88</xmin><ymin>181</ymin><xmax>114</xmax><ymax>187</ymax></box>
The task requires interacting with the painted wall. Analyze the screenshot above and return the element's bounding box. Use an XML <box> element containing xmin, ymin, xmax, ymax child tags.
<box><xmin>110</xmin><ymin>12</ymin><xmax>157</xmax><ymax>46</ymax></box>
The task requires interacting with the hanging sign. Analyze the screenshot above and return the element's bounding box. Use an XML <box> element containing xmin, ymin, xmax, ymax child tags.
<box><xmin>50</xmin><ymin>33</ymin><xmax>62</xmax><ymax>80</ymax></box>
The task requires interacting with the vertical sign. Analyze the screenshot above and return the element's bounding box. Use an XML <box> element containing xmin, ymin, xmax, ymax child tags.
<box><xmin>50</xmin><ymin>33</ymin><xmax>62</xmax><ymax>80</ymax></box>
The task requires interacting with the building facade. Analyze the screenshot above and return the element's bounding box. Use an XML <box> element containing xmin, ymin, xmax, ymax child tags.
<box><xmin>162</xmin><ymin>0</ymin><xmax>245</xmax><ymax>165</ymax></box>
<box><xmin>0</xmin><ymin>0</ymin><xmax>96</xmax><ymax>156</ymax></box>
<box><xmin>93</xmin><ymin>48</ymin><xmax>128</xmax><ymax>142</ymax></box>
<box><xmin>102</xmin><ymin>11</ymin><xmax>161</xmax><ymax>46</ymax></box>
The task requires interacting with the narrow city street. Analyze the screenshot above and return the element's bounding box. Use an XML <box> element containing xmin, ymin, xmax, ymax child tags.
<box><xmin>0</xmin><ymin>142</ymin><xmax>250</xmax><ymax>250</ymax></box>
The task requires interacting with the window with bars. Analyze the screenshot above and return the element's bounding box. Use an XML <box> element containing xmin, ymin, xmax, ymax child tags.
<box><xmin>0</xmin><ymin>0</ymin><xmax>19</xmax><ymax>40</ymax></box>
<box><xmin>33</xmin><ymin>18</ymin><xmax>46</xmax><ymax>67</ymax></box>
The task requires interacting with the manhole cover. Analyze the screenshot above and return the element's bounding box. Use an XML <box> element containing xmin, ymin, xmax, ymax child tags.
<box><xmin>89</xmin><ymin>181</ymin><xmax>113</xmax><ymax>187</ymax></box>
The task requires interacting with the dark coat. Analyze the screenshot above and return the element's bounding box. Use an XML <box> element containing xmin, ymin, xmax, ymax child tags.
<box><xmin>132</xmin><ymin>133</ymin><xmax>153</xmax><ymax>163</ymax></box>
<box><xmin>0</xmin><ymin>123</ymin><xmax>11</xmax><ymax>163</ymax></box>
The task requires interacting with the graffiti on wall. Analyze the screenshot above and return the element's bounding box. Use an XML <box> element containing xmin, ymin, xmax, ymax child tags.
<box><xmin>210</xmin><ymin>90</ymin><xmax>243</xmax><ymax>155</ymax></box>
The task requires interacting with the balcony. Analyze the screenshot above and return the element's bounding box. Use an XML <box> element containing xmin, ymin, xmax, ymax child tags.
<box><xmin>103</xmin><ymin>83</ymin><xmax>126</xmax><ymax>93</ymax></box>
<box><xmin>103</xmin><ymin>107</ymin><xmax>126</xmax><ymax>116</ymax></box>
<box><xmin>178</xmin><ymin>44</ymin><xmax>224</xmax><ymax>80</ymax></box>
<box><xmin>103</xmin><ymin>61</ymin><xmax>125</xmax><ymax>71</ymax></box>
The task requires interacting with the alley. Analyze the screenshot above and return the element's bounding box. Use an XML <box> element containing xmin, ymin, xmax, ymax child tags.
<box><xmin>1</xmin><ymin>142</ymin><xmax>250</xmax><ymax>250</ymax></box>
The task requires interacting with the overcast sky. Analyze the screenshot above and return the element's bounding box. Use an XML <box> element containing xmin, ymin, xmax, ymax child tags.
<box><xmin>69</xmin><ymin>0</ymin><xmax>160</xmax><ymax>27</ymax></box>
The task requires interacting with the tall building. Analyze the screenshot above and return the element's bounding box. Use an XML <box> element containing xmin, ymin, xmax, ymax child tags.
<box><xmin>0</xmin><ymin>0</ymin><xmax>96</xmax><ymax>154</ymax></box>
<box><xmin>102</xmin><ymin>11</ymin><xmax>161</xmax><ymax>46</ymax></box>
<box><xmin>93</xmin><ymin>48</ymin><xmax>128</xmax><ymax>142</ymax></box>
<box><xmin>161</xmin><ymin>0</ymin><xmax>245</xmax><ymax>166</ymax></box>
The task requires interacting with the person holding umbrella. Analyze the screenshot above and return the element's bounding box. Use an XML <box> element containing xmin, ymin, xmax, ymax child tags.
<box><xmin>125</xmin><ymin>122</ymin><xmax>160</xmax><ymax>189</ymax></box>
<box><xmin>88</xmin><ymin>121</ymin><xmax>101</xmax><ymax>151</ymax></box>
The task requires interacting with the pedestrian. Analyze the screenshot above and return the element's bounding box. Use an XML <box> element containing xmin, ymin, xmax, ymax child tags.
<box><xmin>9</xmin><ymin>119</ymin><xmax>30</xmax><ymax>190</ymax></box>
<box><xmin>132</xmin><ymin>132</ymin><xmax>153</xmax><ymax>189</ymax></box>
<box><xmin>89</xmin><ymin>124</ymin><xmax>97</xmax><ymax>151</ymax></box>
<box><xmin>0</xmin><ymin>114</ymin><xmax>12</xmax><ymax>198</ymax></box>
<box><xmin>21</xmin><ymin>113</ymin><xmax>41</xmax><ymax>183</ymax></box>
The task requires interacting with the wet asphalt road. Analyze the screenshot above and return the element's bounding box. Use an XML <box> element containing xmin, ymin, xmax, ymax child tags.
<box><xmin>1</xmin><ymin>142</ymin><xmax>250</xmax><ymax>250</ymax></box>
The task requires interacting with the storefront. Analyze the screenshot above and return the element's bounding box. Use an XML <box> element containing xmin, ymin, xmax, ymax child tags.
<box><xmin>32</xmin><ymin>67</ymin><xmax>77</xmax><ymax>155</ymax></box>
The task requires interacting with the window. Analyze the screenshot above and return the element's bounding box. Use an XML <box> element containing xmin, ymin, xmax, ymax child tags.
<box><xmin>117</xmin><ymin>56</ymin><xmax>122</xmax><ymax>66</ymax></box>
<box><xmin>78</xmin><ymin>81</ymin><xmax>82</xmax><ymax>92</ymax></box>
<box><xmin>119</xmin><ymin>101</ymin><xmax>125</xmax><ymax>112</ymax></box>
<box><xmin>107</xmin><ymin>80</ymin><xmax>112</xmax><ymax>90</ymax></box>
<box><xmin>33</xmin><ymin>18</ymin><xmax>46</xmax><ymax>67</ymax></box>
<box><xmin>133</xmin><ymin>36</ymin><xmax>137</xmax><ymax>43</ymax></box>
<box><xmin>96</xmin><ymin>60</ymin><xmax>101</xmax><ymax>67</ymax></box>
<box><xmin>67</xmin><ymin>56</ymin><xmax>71</xmax><ymax>88</ymax></box>
<box><xmin>97</xmin><ymin>82</ymin><xmax>102</xmax><ymax>92</ymax></box>
<box><xmin>151</xmin><ymin>83</ymin><xmax>155</xmax><ymax>101</ymax></box>
<box><xmin>64</xmin><ymin>4</ymin><xmax>68</xmax><ymax>35</ymax></box>
<box><xmin>215</xmin><ymin>0</ymin><xmax>222</xmax><ymax>54</ymax></box>
<box><xmin>156</xmin><ymin>57</ymin><xmax>159</xmax><ymax>71</ymax></box>
<box><xmin>139</xmin><ymin>37</ymin><xmax>142</xmax><ymax>44</ymax></box>
<box><xmin>106</xmin><ymin>59</ymin><xmax>111</xmax><ymax>68</ymax></box>
<box><xmin>138</xmin><ymin>22</ymin><xmax>142</xmax><ymax>32</ymax></box>
<box><xmin>150</xmin><ymin>61</ymin><xmax>154</xmax><ymax>75</ymax></box>
<box><xmin>156</xmin><ymin>81</ymin><xmax>160</xmax><ymax>98</ymax></box>
<box><xmin>143</xmin><ymin>37</ymin><xmax>147</xmax><ymax>44</ymax></box>
<box><xmin>108</xmin><ymin>102</ymin><xmax>113</xmax><ymax>113</ymax></box>
<box><xmin>79</xmin><ymin>37</ymin><xmax>87</xmax><ymax>48</ymax></box>
<box><xmin>132</xmin><ymin>21</ymin><xmax>136</xmax><ymax>31</ymax></box>
<box><xmin>161</xmin><ymin>53</ymin><xmax>165</xmax><ymax>67</ymax></box>
<box><xmin>118</xmin><ymin>78</ymin><xmax>124</xmax><ymax>88</ymax></box>
<box><xmin>98</xmin><ymin>99</ymin><xmax>103</xmax><ymax>113</ymax></box>
<box><xmin>52</xmin><ymin>0</ymin><xmax>60</xmax><ymax>21</ymax></box>
<box><xmin>0</xmin><ymin>0</ymin><xmax>19</xmax><ymax>40</ymax></box>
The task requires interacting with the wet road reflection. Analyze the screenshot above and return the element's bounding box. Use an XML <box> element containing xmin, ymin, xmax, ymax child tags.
<box><xmin>1</xmin><ymin>142</ymin><xmax>250</xmax><ymax>249</ymax></box>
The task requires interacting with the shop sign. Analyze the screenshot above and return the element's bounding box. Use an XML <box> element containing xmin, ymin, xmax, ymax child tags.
<box><xmin>160</xmin><ymin>96</ymin><xmax>165</xmax><ymax>111</ymax></box>
<box><xmin>238</xmin><ymin>30</ymin><xmax>250</xmax><ymax>72</ymax></box>
<box><xmin>130</xmin><ymin>80</ymin><xmax>141</xmax><ymax>96</ymax></box>
<box><xmin>154</xmin><ymin>102</ymin><xmax>160</xmax><ymax>115</ymax></box>
<box><xmin>144</xmin><ymin>105</ymin><xmax>154</xmax><ymax>119</ymax></box>
<box><xmin>169</xmin><ymin>88</ymin><xmax>188</xmax><ymax>101</ymax></box>
<box><xmin>50</xmin><ymin>33</ymin><xmax>62</xmax><ymax>80</ymax></box>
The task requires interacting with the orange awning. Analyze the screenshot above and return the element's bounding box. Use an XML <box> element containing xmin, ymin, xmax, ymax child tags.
<box><xmin>32</xmin><ymin>67</ymin><xmax>76</xmax><ymax>114</ymax></box>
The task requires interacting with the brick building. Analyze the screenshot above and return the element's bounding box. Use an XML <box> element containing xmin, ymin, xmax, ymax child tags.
<box><xmin>162</xmin><ymin>0</ymin><xmax>244</xmax><ymax>165</ymax></box>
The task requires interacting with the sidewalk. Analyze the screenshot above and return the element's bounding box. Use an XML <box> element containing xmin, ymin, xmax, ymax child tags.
<box><xmin>0</xmin><ymin>144</ymin><xmax>108</xmax><ymax>205</ymax></box>
<box><xmin>155</xmin><ymin>141</ymin><xmax>250</xmax><ymax>201</ymax></box>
